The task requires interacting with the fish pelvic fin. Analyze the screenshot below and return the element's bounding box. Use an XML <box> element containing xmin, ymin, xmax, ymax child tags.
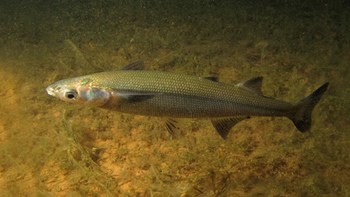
<box><xmin>165</xmin><ymin>119</ymin><xmax>180</xmax><ymax>138</ymax></box>
<box><xmin>290</xmin><ymin>82</ymin><xmax>329</xmax><ymax>132</ymax></box>
<box><xmin>211</xmin><ymin>116</ymin><xmax>250</xmax><ymax>139</ymax></box>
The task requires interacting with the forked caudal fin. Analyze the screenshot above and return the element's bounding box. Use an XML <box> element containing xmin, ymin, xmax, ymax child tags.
<box><xmin>290</xmin><ymin>82</ymin><xmax>329</xmax><ymax>132</ymax></box>
<box><xmin>212</xmin><ymin>81</ymin><xmax>329</xmax><ymax>140</ymax></box>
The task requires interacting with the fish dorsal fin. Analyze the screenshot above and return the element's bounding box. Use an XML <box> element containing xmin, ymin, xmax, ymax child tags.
<box><xmin>211</xmin><ymin>116</ymin><xmax>250</xmax><ymax>139</ymax></box>
<box><xmin>236</xmin><ymin>77</ymin><xmax>263</xmax><ymax>96</ymax></box>
<box><xmin>202</xmin><ymin>77</ymin><xmax>218</xmax><ymax>82</ymax></box>
<box><xmin>119</xmin><ymin>60</ymin><xmax>145</xmax><ymax>71</ymax></box>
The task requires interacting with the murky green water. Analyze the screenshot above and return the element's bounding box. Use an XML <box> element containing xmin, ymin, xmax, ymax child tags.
<box><xmin>0</xmin><ymin>1</ymin><xmax>349</xmax><ymax>196</ymax></box>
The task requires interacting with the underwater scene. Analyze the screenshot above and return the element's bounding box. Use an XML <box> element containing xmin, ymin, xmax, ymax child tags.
<box><xmin>0</xmin><ymin>0</ymin><xmax>349</xmax><ymax>196</ymax></box>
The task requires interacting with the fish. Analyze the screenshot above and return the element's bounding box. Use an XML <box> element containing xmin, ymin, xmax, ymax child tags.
<box><xmin>46</xmin><ymin>61</ymin><xmax>329</xmax><ymax>139</ymax></box>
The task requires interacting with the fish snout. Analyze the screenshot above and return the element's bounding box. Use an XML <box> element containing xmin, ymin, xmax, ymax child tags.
<box><xmin>46</xmin><ymin>86</ymin><xmax>56</xmax><ymax>97</ymax></box>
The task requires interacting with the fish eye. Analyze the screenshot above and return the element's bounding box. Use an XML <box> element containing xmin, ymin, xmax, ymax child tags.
<box><xmin>64</xmin><ymin>90</ymin><xmax>78</xmax><ymax>100</ymax></box>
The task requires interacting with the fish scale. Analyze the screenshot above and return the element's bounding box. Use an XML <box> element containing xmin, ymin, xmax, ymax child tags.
<box><xmin>92</xmin><ymin>71</ymin><xmax>290</xmax><ymax>114</ymax></box>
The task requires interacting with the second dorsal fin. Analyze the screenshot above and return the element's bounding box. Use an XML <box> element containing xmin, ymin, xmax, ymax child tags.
<box><xmin>236</xmin><ymin>77</ymin><xmax>264</xmax><ymax>96</ymax></box>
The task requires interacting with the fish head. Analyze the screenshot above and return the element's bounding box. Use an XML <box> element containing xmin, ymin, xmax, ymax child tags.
<box><xmin>46</xmin><ymin>76</ymin><xmax>111</xmax><ymax>107</ymax></box>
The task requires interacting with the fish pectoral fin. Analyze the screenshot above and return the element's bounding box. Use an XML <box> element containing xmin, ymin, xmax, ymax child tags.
<box><xmin>119</xmin><ymin>60</ymin><xmax>145</xmax><ymax>71</ymax></box>
<box><xmin>116</xmin><ymin>89</ymin><xmax>161</xmax><ymax>102</ymax></box>
<box><xmin>236</xmin><ymin>77</ymin><xmax>264</xmax><ymax>96</ymax></box>
<box><xmin>165</xmin><ymin>118</ymin><xmax>180</xmax><ymax>138</ymax></box>
<box><xmin>211</xmin><ymin>116</ymin><xmax>250</xmax><ymax>140</ymax></box>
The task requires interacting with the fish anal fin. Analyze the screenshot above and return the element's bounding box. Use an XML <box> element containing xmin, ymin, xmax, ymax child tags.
<box><xmin>236</xmin><ymin>77</ymin><xmax>264</xmax><ymax>96</ymax></box>
<box><xmin>119</xmin><ymin>60</ymin><xmax>145</xmax><ymax>71</ymax></box>
<box><xmin>211</xmin><ymin>116</ymin><xmax>250</xmax><ymax>139</ymax></box>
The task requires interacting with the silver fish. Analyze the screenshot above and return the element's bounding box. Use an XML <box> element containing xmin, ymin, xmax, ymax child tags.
<box><xmin>46</xmin><ymin>61</ymin><xmax>329</xmax><ymax>139</ymax></box>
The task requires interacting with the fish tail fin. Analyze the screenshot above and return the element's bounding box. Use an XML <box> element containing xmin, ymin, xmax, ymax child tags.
<box><xmin>290</xmin><ymin>83</ymin><xmax>329</xmax><ymax>132</ymax></box>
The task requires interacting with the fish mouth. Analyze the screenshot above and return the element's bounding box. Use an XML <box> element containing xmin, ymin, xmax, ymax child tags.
<box><xmin>46</xmin><ymin>86</ymin><xmax>56</xmax><ymax>96</ymax></box>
